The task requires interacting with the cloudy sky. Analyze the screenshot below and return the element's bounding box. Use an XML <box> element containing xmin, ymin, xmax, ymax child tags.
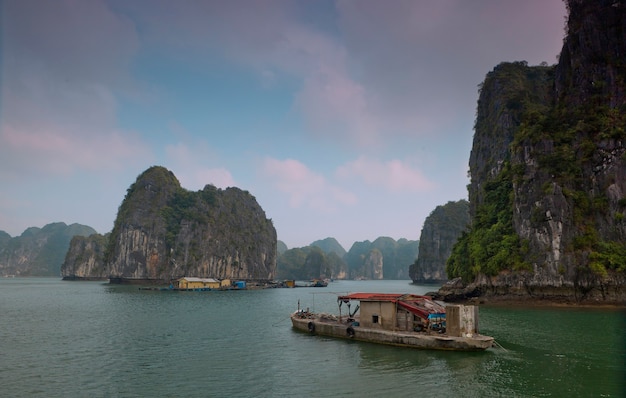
<box><xmin>1</xmin><ymin>0</ymin><xmax>566</xmax><ymax>250</ymax></box>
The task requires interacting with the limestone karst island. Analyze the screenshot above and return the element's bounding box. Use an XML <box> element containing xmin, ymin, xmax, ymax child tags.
<box><xmin>61</xmin><ymin>166</ymin><xmax>277</xmax><ymax>285</ymax></box>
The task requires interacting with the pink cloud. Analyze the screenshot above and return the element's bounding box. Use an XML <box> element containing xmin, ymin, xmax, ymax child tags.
<box><xmin>1</xmin><ymin>0</ymin><xmax>145</xmax><ymax>179</ymax></box>
<box><xmin>334</xmin><ymin>0</ymin><xmax>567</xmax><ymax>137</ymax></box>
<box><xmin>295</xmin><ymin>66</ymin><xmax>380</xmax><ymax>147</ymax></box>
<box><xmin>123</xmin><ymin>1</ymin><xmax>384</xmax><ymax>148</ymax></box>
<box><xmin>113</xmin><ymin>1</ymin><xmax>564</xmax><ymax>153</ymax></box>
<box><xmin>0</xmin><ymin>123</ymin><xmax>151</xmax><ymax>179</ymax></box>
<box><xmin>3</xmin><ymin>125</ymin><xmax>71</xmax><ymax>153</ymax></box>
<box><xmin>336</xmin><ymin>156</ymin><xmax>434</xmax><ymax>192</ymax></box>
<box><xmin>165</xmin><ymin>142</ymin><xmax>236</xmax><ymax>190</ymax></box>
<box><xmin>262</xmin><ymin>158</ymin><xmax>356</xmax><ymax>210</ymax></box>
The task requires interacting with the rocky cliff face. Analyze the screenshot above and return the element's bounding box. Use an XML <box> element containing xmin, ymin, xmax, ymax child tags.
<box><xmin>410</xmin><ymin>200</ymin><xmax>469</xmax><ymax>283</ymax></box>
<box><xmin>446</xmin><ymin>0</ymin><xmax>626</xmax><ymax>303</ymax></box>
<box><xmin>310</xmin><ymin>237</ymin><xmax>347</xmax><ymax>258</ymax></box>
<box><xmin>276</xmin><ymin>245</ymin><xmax>348</xmax><ymax>280</ymax></box>
<box><xmin>468</xmin><ymin>62</ymin><xmax>554</xmax><ymax>217</ymax></box>
<box><xmin>332</xmin><ymin>257</ymin><xmax>349</xmax><ymax>280</ymax></box>
<box><xmin>358</xmin><ymin>249</ymin><xmax>383</xmax><ymax>280</ymax></box>
<box><xmin>555</xmin><ymin>0</ymin><xmax>626</xmax><ymax>108</ymax></box>
<box><xmin>63</xmin><ymin>166</ymin><xmax>277</xmax><ymax>282</ymax></box>
<box><xmin>0</xmin><ymin>223</ymin><xmax>96</xmax><ymax>276</ymax></box>
<box><xmin>344</xmin><ymin>237</ymin><xmax>417</xmax><ymax>279</ymax></box>
<box><xmin>513</xmin><ymin>0</ymin><xmax>625</xmax><ymax>301</ymax></box>
<box><xmin>61</xmin><ymin>234</ymin><xmax>109</xmax><ymax>279</ymax></box>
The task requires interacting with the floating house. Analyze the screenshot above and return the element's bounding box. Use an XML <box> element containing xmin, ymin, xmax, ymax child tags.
<box><xmin>175</xmin><ymin>277</ymin><xmax>220</xmax><ymax>290</ymax></box>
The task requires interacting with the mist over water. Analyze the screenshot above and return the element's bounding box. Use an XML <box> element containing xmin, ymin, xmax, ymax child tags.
<box><xmin>1</xmin><ymin>278</ymin><xmax>623</xmax><ymax>397</ymax></box>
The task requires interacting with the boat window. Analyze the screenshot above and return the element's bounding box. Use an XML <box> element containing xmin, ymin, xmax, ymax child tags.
<box><xmin>372</xmin><ymin>315</ymin><xmax>379</xmax><ymax>324</ymax></box>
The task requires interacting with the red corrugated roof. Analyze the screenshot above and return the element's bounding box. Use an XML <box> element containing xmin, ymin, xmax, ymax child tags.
<box><xmin>338</xmin><ymin>293</ymin><xmax>405</xmax><ymax>301</ymax></box>
<box><xmin>338</xmin><ymin>293</ymin><xmax>434</xmax><ymax>301</ymax></box>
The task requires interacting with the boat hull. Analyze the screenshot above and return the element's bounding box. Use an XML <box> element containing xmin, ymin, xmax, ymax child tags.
<box><xmin>291</xmin><ymin>314</ymin><xmax>494</xmax><ymax>351</ymax></box>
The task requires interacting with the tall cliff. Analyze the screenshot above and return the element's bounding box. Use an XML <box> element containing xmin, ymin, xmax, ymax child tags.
<box><xmin>344</xmin><ymin>237</ymin><xmax>418</xmax><ymax>279</ymax></box>
<box><xmin>62</xmin><ymin>233</ymin><xmax>109</xmax><ymax>280</ymax></box>
<box><xmin>62</xmin><ymin>166</ymin><xmax>277</xmax><ymax>281</ymax></box>
<box><xmin>356</xmin><ymin>248</ymin><xmax>384</xmax><ymax>280</ymax></box>
<box><xmin>446</xmin><ymin>0</ymin><xmax>626</xmax><ymax>303</ymax></box>
<box><xmin>410</xmin><ymin>200</ymin><xmax>469</xmax><ymax>283</ymax></box>
<box><xmin>275</xmin><ymin>243</ymin><xmax>348</xmax><ymax>280</ymax></box>
<box><xmin>310</xmin><ymin>237</ymin><xmax>347</xmax><ymax>258</ymax></box>
<box><xmin>0</xmin><ymin>223</ymin><xmax>96</xmax><ymax>276</ymax></box>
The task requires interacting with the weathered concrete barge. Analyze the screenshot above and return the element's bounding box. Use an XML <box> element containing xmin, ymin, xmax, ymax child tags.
<box><xmin>291</xmin><ymin>293</ymin><xmax>494</xmax><ymax>351</ymax></box>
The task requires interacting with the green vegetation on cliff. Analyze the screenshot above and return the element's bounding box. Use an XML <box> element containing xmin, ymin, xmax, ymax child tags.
<box><xmin>0</xmin><ymin>223</ymin><xmax>96</xmax><ymax>276</ymax></box>
<box><xmin>276</xmin><ymin>236</ymin><xmax>416</xmax><ymax>280</ymax></box>
<box><xmin>61</xmin><ymin>233</ymin><xmax>109</xmax><ymax>279</ymax></box>
<box><xmin>310</xmin><ymin>237</ymin><xmax>346</xmax><ymax>258</ymax></box>
<box><xmin>448</xmin><ymin>61</ymin><xmax>550</xmax><ymax>282</ymax></box>
<box><xmin>447</xmin><ymin>166</ymin><xmax>526</xmax><ymax>282</ymax></box>
<box><xmin>277</xmin><ymin>246</ymin><xmax>344</xmax><ymax>280</ymax></box>
<box><xmin>449</xmin><ymin>58</ymin><xmax>626</xmax><ymax>283</ymax></box>
<box><xmin>447</xmin><ymin>1</ymin><xmax>626</xmax><ymax>301</ymax></box>
<box><xmin>411</xmin><ymin>200</ymin><xmax>469</xmax><ymax>283</ymax></box>
<box><xmin>105</xmin><ymin>166</ymin><xmax>180</xmax><ymax>263</ymax></box>
<box><xmin>86</xmin><ymin>166</ymin><xmax>277</xmax><ymax>281</ymax></box>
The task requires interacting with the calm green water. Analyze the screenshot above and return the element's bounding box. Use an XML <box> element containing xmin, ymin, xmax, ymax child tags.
<box><xmin>0</xmin><ymin>278</ymin><xmax>624</xmax><ymax>397</ymax></box>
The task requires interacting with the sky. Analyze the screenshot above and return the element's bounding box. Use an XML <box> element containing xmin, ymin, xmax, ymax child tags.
<box><xmin>0</xmin><ymin>0</ymin><xmax>567</xmax><ymax>250</ymax></box>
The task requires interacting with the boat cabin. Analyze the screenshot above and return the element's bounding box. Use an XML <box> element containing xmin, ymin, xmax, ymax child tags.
<box><xmin>337</xmin><ymin>293</ymin><xmax>446</xmax><ymax>332</ymax></box>
<box><xmin>336</xmin><ymin>293</ymin><xmax>482</xmax><ymax>337</ymax></box>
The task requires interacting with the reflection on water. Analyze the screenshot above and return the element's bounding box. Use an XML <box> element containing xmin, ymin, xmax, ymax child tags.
<box><xmin>0</xmin><ymin>278</ymin><xmax>624</xmax><ymax>397</ymax></box>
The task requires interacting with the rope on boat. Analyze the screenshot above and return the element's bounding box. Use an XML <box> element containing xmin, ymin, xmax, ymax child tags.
<box><xmin>272</xmin><ymin>315</ymin><xmax>293</xmax><ymax>327</ymax></box>
<box><xmin>492</xmin><ymin>339</ymin><xmax>508</xmax><ymax>351</ymax></box>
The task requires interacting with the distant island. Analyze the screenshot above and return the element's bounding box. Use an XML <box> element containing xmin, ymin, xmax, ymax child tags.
<box><xmin>2</xmin><ymin>227</ymin><xmax>420</xmax><ymax>282</ymax></box>
<box><xmin>57</xmin><ymin>166</ymin><xmax>417</xmax><ymax>284</ymax></box>
<box><xmin>0</xmin><ymin>223</ymin><xmax>96</xmax><ymax>276</ymax></box>
<box><xmin>62</xmin><ymin>166</ymin><xmax>277</xmax><ymax>283</ymax></box>
<box><xmin>410</xmin><ymin>200</ymin><xmax>469</xmax><ymax>284</ymax></box>
<box><xmin>277</xmin><ymin>236</ymin><xmax>418</xmax><ymax>281</ymax></box>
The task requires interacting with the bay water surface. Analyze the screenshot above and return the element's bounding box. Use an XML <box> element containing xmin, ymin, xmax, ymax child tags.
<box><xmin>1</xmin><ymin>278</ymin><xmax>624</xmax><ymax>397</ymax></box>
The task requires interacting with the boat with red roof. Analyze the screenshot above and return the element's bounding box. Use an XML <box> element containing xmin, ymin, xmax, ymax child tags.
<box><xmin>291</xmin><ymin>292</ymin><xmax>494</xmax><ymax>351</ymax></box>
